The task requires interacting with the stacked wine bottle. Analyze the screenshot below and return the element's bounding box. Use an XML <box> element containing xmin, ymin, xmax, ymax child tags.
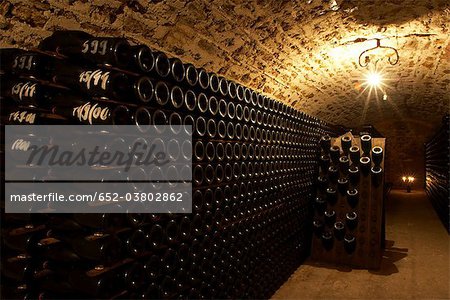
<box><xmin>0</xmin><ymin>30</ymin><xmax>340</xmax><ymax>298</ymax></box>
<box><xmin>424</xmin><ymin>114</ymin><xmax>449</xmax><ymax>233</ymax></box>
<box><xmin>311</xmin><ymin>133</ymin><xmax>385</xmax><ymax>269</ymax></box>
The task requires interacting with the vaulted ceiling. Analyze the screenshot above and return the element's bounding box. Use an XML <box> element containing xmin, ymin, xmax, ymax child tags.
<box><xmin>1</xmin><ymin>0</ymin><xmax>449</xmax><ymax>185</ymax></box>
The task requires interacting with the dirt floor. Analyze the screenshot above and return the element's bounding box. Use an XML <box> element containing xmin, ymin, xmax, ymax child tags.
<box><xmin>272</xmin><ymin>189</ymin><xmax>450</xmax><ymax>299</ymax></box>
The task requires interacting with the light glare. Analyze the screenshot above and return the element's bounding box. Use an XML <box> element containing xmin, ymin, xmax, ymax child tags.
<box><xmin>402</xmin><ymin>176</ymin><xmax>415</xmax><ymax>183</ymax></box>
<box><xmin>366</xmin><ymin>72</ymin><xmax>382</xmax><ymax>87</ymax></box>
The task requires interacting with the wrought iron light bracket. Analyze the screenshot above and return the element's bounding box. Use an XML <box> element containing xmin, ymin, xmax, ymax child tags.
<box><xmin>358</xmin><ymin>38</ymin><xmax>399</xmax><ymax>67</ymax></box>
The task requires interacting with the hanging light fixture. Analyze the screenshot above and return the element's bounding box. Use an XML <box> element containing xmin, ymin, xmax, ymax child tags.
<box><xmin>358</xmin><ymin>38</ymin><xmax>399</xmax><ymax>68</ymax></box>
<box><xmin>358</xmin><ymin>38</ymin><xmax>397</xmax><ymax>100</ymax></box>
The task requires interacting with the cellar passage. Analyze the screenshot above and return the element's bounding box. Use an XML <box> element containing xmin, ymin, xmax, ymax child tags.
<box><xmin>0</xmin><ymin>0</ymin><xmax>449</xmax><ymax>299</ymax></box>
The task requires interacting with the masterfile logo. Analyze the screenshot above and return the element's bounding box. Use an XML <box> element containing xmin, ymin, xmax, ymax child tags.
<box><xmin>5</xmin><ymin>125</ymin><xmax>192</xmax><ymax>181</ymax></box>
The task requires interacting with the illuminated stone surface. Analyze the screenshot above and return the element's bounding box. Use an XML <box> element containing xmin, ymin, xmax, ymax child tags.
<box><xmin>1</xmin><ymin>0</ymin><xmax>448</xmax><ymax>185</ymax></box>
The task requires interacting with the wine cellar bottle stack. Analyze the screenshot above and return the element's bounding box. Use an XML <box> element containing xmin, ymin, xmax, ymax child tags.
<box><xmin>311</xmin><ymin>133</ymin><xmax>385</xmax><ymax>269</ymax></box>
<box><xmin>424</xmin><ymin>115</ymin><xmax>449</xmax><ymax>233</ymax></box>
<box><xmin>0</xmin><ymin>31</ymin><xmax>341</xmax><ymax>299</ymax></box>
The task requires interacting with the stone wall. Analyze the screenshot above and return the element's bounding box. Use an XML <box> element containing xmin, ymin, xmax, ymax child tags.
<box><xmin>1</xmin><ymin>0</ymin><xmax>449</xmax><ymax>187</ymax></box>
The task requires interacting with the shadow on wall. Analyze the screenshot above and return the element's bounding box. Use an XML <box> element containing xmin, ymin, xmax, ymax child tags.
<box><xmin>337</xmin><ymin>0</ymin><xmax>448</xmax><ymax>25</ymax></box>
<box><xmin>376</xmin><ymin>118</ymin><xmax>439</xmax><ymax>189</ymax></box>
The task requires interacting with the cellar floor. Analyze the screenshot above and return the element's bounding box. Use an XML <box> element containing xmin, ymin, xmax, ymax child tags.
<box><xmin>272</xmin><ymin>189</ymin><xmax>450</xmax><ymax>299</ymax></box>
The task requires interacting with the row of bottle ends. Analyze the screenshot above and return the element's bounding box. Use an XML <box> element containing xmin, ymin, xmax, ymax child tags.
<box><xmin>0</xmin><ymin>30</ymin><xmax>329</xmax><ymax>119</ymax></box>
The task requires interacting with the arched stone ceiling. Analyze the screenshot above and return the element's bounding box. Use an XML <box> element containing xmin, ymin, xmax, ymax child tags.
<box><xmin>1</xmin><ymin>0</ymin><xmax>449</xmax><ymax>185</ymax></box>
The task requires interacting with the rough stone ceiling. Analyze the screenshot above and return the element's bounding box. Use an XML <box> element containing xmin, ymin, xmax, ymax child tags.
<box><xmin>0</xmin><ymin>0</ymin><xmax>449</xmax><ymax>184</ymax></box>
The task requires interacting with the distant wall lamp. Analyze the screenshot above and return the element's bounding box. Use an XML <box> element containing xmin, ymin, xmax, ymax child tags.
<box><xmin>402</xmin><ymin>176</ymin><xmax>415</xmax><ymax>193</ymax></box>
<box><xmin>359</xmin><ymin>38</ymin><xmax>399</xmax><ymax>68</ymax></box>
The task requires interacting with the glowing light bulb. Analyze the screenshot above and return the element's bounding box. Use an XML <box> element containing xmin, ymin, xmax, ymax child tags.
<box><xmin>402</xmin><ymin>176</ymin><xmax>407</xmax><ymax>182</ymax></box>
<box><xmin>365</xmin><ymin>72</ymin><xmax>382</xmax><ymax>87</ymax></box>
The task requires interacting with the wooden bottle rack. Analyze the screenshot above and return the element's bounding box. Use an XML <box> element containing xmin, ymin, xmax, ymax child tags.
<box><xmin>311</xmin><ymin>133</ymin><xmax>385</xmax><ymax>269</ymax></box>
